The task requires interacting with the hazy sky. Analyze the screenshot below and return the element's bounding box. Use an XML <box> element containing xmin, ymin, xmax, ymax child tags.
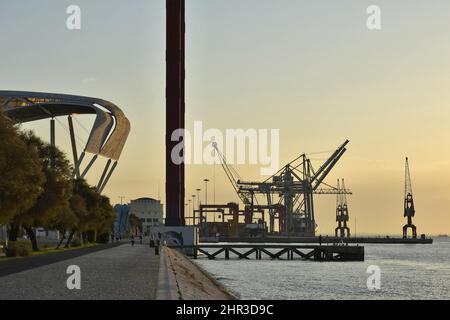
<box><xmin>1</xmin><ymin>1</ymin><xmax>450</xmax><ymax>235</ymax></box>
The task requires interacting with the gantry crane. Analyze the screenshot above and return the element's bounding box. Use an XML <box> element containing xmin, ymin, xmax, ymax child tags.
<box><xmin>403</xmin><ymin>157</ymin><xmax>417</xmax><ymax>239</ymax></box>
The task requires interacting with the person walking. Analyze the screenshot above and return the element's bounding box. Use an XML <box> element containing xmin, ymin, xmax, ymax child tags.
<box><xmin>139</xmin><ymin>235</ymin><xmax>143</xmax><ymax>245</ymax></box>
<box><xmin>131</xmin><ymin>235</ymin><xmax>135</xmax><ymax>246</ymax></box>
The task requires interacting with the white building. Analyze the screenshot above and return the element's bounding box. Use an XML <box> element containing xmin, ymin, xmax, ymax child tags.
<box><xmin>129</xmin><ymin>197</ymin><xmax>163</xmax><ymax>235</ymax></box>
<box><xmin>35</xmin><ymin>228</ymin><xmax>60</xmax><ymax>240</ymax></box>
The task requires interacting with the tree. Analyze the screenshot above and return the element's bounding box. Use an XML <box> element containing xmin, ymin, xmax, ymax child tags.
<box><xmin>72</xmin><ymin>179</ymin><xmax>101</xmax><ymax>243</ymax></box>
<box><xmin>11</xmin><ymin>131</ymin><xmax>72</xmax><ymax>250</ymax></box>
<box><xmin>64</xmin><ymin>180</ymin><xmax>90</xmax><ymax>248</ymax></box>
<box><xmin>0</xmin><ymin>114</ymin><xmax>44</xmax><ymax>227</ymax></box>
<box><xmin>46</xmin><ymin>195</ymin><xmax>78</xmax><ymax>249</ymax></box>
<box><xmin>1</xmin><ymin>113</ymin><xmax>115</xmax><ymax>250</ymax></box>
<box><xmin>65</xmin><ymin>179</ymin><xmax>114</xmax><ymax>247</ymax></box>
<box><xmin>93</xmin><ymin>195</ymin><xmax>115</xmax><ymax>241</ymax></box>
<box><xmin>128</xmin><ymin>214</ymin><xmax>143</xmax><ymax>236</ymax></box>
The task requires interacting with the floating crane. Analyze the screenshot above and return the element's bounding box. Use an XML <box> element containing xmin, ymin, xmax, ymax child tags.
<box><xmin>403</xmin><ymin>157</ymin><xmax>417</xmax><ymax>239</ymax></box>
<box><xmin>335</xmin><ymin>179</ymin><xmax>351</xmax><ymax>238</ymax></box>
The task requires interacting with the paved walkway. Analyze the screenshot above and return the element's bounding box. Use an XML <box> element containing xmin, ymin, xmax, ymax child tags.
<box><xmin>0</xmin><ymin>243</ymin><xmax>160</xmax><ymax>300</ymax></box>
<box><xmin>0</xmin><ymin>243</ymin><xmax>122</xmax><ymax>277</ymax></box>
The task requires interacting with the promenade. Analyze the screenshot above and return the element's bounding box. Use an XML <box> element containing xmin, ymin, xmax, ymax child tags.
<box><xmin>0</xmin><ymin>243</ymin><xmax>160</xmax><ymax>300</ymax></box>
<box><xmin>0</xmin><ymin>242</ymin><xmax>235</xmax><ymax>300</ymax></box>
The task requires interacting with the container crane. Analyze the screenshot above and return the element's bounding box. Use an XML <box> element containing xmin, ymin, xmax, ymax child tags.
<box><xmin>237</xmin><ymin>140</ymin><xmax>352</xmax><ymax>235</ymax></box>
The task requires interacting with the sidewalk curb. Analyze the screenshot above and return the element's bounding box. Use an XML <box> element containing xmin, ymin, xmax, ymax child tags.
<box><xmin>156</xmin><ymin>247</ymin><xmax>180</xmax><ymax>300</ymax></box>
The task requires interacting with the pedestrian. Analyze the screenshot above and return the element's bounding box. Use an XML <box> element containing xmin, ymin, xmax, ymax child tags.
<box><xmin>319</xmin><ymin>235</ymin><xmax>322</xmax><ymax>246</ymax></box>
<box><xmin>139</xmin><ymin>235</ymin><xmax>143</xmax><ymax>245</ymax></box>
<box><xmin>131</xmin><ymin>235</ymin><xmax>135</xmax><ymax>246</ymax></box>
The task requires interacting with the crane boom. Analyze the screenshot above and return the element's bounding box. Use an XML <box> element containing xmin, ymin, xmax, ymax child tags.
<box><xmin>312</xmin><ymin>140</ymin><xmax>349</xmax><ymax>190</ymax></box>
<box><xmin>213</xmin><ymin>142</ymin><xmax>251</xmax><ymax>205</ymax></box>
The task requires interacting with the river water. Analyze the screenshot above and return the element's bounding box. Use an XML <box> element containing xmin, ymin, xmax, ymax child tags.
<box><xmin>195</xmin><ymin>238</ymin><xmax>450</xmax><ymax>300</ymax></box>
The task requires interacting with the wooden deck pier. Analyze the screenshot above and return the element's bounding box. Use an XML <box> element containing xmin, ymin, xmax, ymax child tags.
<box><xmin>174</xmin><ymin>244</ymin><xmax>364</xmax><ymax>262</ymax></box>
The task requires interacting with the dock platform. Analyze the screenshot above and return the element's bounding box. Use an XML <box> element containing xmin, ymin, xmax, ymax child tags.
<box><xmin>171</xmin><ymin>244</ymin><xmax>365</xmax><ymax>262</ymax></box>
<box><xmin>202</xmin><ymin>236</ymin><xmax>433</xmax><ymax>245</ymax></box>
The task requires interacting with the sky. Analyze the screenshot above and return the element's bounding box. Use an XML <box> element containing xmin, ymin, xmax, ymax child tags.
<box><xmin>1</xmin><ymin>0</ymin><xmax>450</xmax><ymax>235</ymax></box>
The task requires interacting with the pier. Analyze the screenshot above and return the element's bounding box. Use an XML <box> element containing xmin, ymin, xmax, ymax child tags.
<box><xmin>201</xmin><ymin>236</ymin><xmax>433</xmax><ymax>245</ymax></box>
<box><xmin>170</xmin><ymin>244</ymin><xmax>365</xmax><ymax>262</ymax></box>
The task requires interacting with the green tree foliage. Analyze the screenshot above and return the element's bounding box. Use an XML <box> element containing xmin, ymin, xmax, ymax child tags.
<box><xmin>65</xmin><ymin>180</ymin><xmax>115</xmax><ymax>246</ymax></box>
<box><xmin>73</xmin><ymin>179</ymin><xmax>101</xmax><ymax>234</ymax></box>
<box><xmin>0</xmin><ymin>114</ymin><xmax>44</xmax><ymax>225</ymax></box>
<box><xmin>62</xmin><ymin>191</ymin><xmax>87</xmax><ymax>248</ymax></box>
<box><xmin>128</xmin><ymin>214</ymin><xmax>143</xmax><ymax>236</ymax></box>
<box><xmin>1</xmin><ymin>113</ymin><xmax>116</xmax><ymax>251</ymax></box>
<box><xmin>11</xmin><ymin>131</ymin><xmax>73</xmax><ymax>250</ymax></box>
<box><xmin>46</xmin><ymin>193</ymin><xmax>79</xmax><ymax>249</ymax></box>
<box><xmin>94</xmin><ymin>195</ymin><xmax>115</xmax><ymax>236</ymax></box>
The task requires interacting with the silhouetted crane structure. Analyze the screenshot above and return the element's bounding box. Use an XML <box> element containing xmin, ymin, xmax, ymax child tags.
<box><xmin>212</xmin><ymin>140</ymin><xmax>352</xmax><ymax>236</ymax></box>
<box><xmin>335</xmin><ymin>179</ymin><xmax>351</xmax><ymax>238</ymax></box>
<box><xmin>403</xmin><ymin>157</ymin><xmax>417</xmax><ymax>239</ymax></box>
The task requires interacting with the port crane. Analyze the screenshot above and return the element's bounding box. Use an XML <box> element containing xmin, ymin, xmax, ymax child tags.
<box><xmin>403</xmin><ymin>157</ymin><xmax>417</xmax><ymax>239</ymax></box>
<box><xmin>213</xmin><ymin>140</ymin><xmax>352</xmax><ymax>235</ymax></box>
<box><xmin>335</xmin><ymin>179</ymin><xmax>351</xmax><ymax>238</ymax></box>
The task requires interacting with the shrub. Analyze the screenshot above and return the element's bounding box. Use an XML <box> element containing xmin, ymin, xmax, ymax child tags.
<box><xmin>70</xmin><ymin>238</ymin><xmax>82</xmax><ymax>247</ymax></box>
<box><xmin>5</xmin><ymin>240</ymin><xmax>32</xmax><ymax>257</ymax></box>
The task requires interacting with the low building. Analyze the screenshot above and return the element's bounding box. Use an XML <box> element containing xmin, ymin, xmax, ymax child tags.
<box><xmin>35</xmin><ymin>228</ymin><xmax>60</xmax><ymax>240</ymax></box>
<box><xmin>129</xmin><ymin>197</ymin><xmax>163</xmax><ymax>235</ymax></box>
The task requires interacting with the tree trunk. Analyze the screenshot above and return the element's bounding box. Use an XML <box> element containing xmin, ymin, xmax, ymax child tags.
<box><xmin>65</xmin><ymin>229</ymin><xmax>76</xmax><ymax>248</ymax></box>
<box><xmin>56</xmin><ymin>231</ymin><xmax>66</xmax><ymax>249</ymax></box>
<box><xmin>8</xmin><ymin>223</ymin><xmax>19</xmax><ymax>241</ymax></box>
<box><xmin>24</xmin><ymin>226</ymin><xmax>39</xmax><ymax>251</ymax></box>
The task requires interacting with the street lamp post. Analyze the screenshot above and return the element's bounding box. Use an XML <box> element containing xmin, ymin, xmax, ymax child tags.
<box><xmin>204</xmin><ymin>179</ymin><xmax>210</xmax><ymax>223</ymax></box>
<box><xmin>188</xmin><ymin>199</ymin><xmax>191</xmax><ymax>224</ymax></box>
<box><xmin>196</xmin><ymin>189</ymin><xmax>201</xmax><ymax>209</ymax></box>
<box><xmin>196</xmin><ymin>189</ymin><xmax>201</xmax><ymax>225</ymax></box>
<box><xmin>192</xmin><ymin>195</ymin><xmax>196</xmax><ymax>224</ymax></box>
<box><xmin>203</xmin><ymin>179</ymin><xmax>209</xmax><ymax>206</ymax></box>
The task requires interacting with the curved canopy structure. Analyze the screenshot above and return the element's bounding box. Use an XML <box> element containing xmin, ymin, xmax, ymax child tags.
<box><xmin>0</xmin><ymin>91</ymin><xmax>131</xmax><ymax>192</ymax></box>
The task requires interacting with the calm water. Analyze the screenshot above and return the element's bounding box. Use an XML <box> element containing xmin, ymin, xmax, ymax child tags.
<box><xmin>195</xmin><ymin>238</ymin><xmax>450</xmax><ymax>300</ymax></box>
